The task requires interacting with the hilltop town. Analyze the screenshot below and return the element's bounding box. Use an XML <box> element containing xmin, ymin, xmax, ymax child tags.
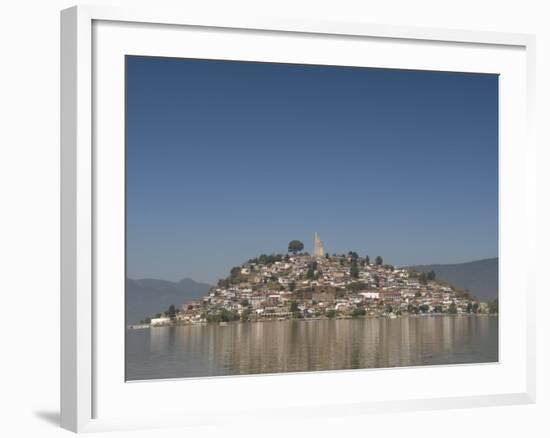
<box><xmin>140</xmin><ymin>234</ymin><xmax>496</xmax><ymax>327</ymax></box>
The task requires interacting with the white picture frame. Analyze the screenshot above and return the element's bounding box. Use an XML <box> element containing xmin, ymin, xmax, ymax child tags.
<box><xmin>61</xmin><ymin>4</ymin><xmax>537</xmax><ymax>433</ymax></box>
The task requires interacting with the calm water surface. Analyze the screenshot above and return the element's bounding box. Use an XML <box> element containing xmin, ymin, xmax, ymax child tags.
<box><xmin>126</xmin><ymin>315</ymin><xmax>498</xmax><ymax>380</ymax></box>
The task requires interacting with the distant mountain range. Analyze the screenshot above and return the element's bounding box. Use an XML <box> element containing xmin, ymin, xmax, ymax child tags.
<box><xmin>126</xmin><ymin>277</ymin><xmax>212</xmax><ymax>324</ymax></box>
<box><xmin>407</xmin><ymin>257</ymin><xmax>498</xmax><ymax>302</ymax></box>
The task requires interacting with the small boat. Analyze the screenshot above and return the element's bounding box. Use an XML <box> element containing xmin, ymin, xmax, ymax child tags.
<box><xmin>219</xmin><ymin>322</ymin><xmax>228</xmax><ymax>327</ymax></box>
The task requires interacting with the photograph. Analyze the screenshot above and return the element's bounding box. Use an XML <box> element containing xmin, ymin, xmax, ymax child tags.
<box><xmin>124</xmin><ymin>55</ymin><xmax>499</xmax><ymax>381</ymax></box>
<box><xmin>1</xmin><ymin>0</ymin><xmax>543</xmax><ymax>435</ymax></box>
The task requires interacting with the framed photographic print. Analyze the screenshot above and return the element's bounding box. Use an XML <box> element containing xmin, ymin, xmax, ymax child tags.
<box><xmin>61</xmin><ymin>5</ymin><xmax>536</xmax><ymax>433</ymax></box>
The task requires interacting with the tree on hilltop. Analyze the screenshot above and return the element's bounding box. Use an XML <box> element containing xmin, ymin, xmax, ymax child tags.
<box><xmin>375</xmin><ymin>256</ymin><xmax>383</xmax><ymax>266</ymax></box>
<box><xmin>229</xmin><ymin>266</ymin><xmax>244</xmax><ymax>284</ymax></box>
<box><xmin>288</xmin><ymin>240</ymin><xmax>304</xmax><ymax>255</ymax></box>
<box><xmin>217</xmin><ymin>278</ymin><xmax>230</xmax><ymax>288</ymax></box>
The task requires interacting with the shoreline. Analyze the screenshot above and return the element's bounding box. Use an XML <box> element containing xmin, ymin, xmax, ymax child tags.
<box><xmin>127</xmin><ymin>312</ymin><xmax>497</xmax><ymax>330</ymax></box>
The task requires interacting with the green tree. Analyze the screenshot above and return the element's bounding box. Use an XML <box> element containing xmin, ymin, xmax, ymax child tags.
<box><xmin>350</xmin><ymin>262</ymin><xmax>359</xmax><ymax>279</ymax></box>
<box><xmin>289</xmin><ymin>301</ymin><xmax>299</xmax><ymax>313</ymax></box>
<box><xmin>253</xmin><ymin>254</ymin><xmax>284</xmax><ymax>265</ymax></box>
<box><xmin>288</xmin><ymin>240</ymin><xmax>304</xmax><ymax>255</ymax></box>
<box><xmin>167</xmin><ymin>304</ymin><xmax>176</xmax><ymax>319</ymax></box>
<box><xmin>365</xmin><ymin>255</ymin><xmax>370</xmax><ymax>265</ymax></box>
<box><xmin>241</xmin><ymin>308</ymin><xmax>252</xmax><ymax>322</ymax></box>
<box><xmin>375</xmin><ymin>256</ymin><xmax>383</xmax><ymax>266</ymax></box>
<box><xmin>347</xmin><ymin>281</ymin><xmax>367</xmax><ymax>292</ymax></box>
<box><xmin>229</xmin><ymin>266</ymin><xmax>243</xmax><ymax>284</ymax></box>
<box><xmin>351</xmin><ymin>307</ymin><xmax>366</xmax><ymax>318</ymax></box>
<box><xmin>217</xmin><ymin>278</ymin><xmax>230</xmax><ymax>288</ymax></box>
<box><xmin>305</xmin><ymin>261</ymin><xmax>317</xmax><ymax>280</ymax></box>
<box><xmin>326</xmin><ymin>309</ymin><xmax>336</xmax><ymax>318</ymax></box>
<box><xmin>488</xmin><ymin>299</ymin><xmax>499</xmax><ymax>314</ymax></box>
<box><xmin>448</xmin><ymin>302</ymin><xmax>458</xmax><ymax>314</ymax></box>
<box><xmin>427</xmin><ymin>270</ymin><xmax>436</xmax><ymax>281</ymax></box>
<box><xmin>205</xmin><ymin>313</ymin><xmax>220</xmax><ymax>323</ymax></box>
<box><xmin>219</xmin><ymin>309</ymin><xmax>240</xmax><ymax>322</ymax></box>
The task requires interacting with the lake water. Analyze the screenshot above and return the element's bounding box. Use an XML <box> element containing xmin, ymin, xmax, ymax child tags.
<box><xmin>126</xmin><ymin>315</ymin><xmax>498</xmax><ymax>380</ymax></box>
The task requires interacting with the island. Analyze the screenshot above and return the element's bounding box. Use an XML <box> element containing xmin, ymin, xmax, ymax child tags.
<box><xmin>130</xmin><ymin>233</ymin><xmax>498</xmax><ymax>329</ymax></box>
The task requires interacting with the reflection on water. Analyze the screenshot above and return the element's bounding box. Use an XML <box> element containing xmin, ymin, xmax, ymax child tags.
<box><xmin>126</xmin><ymin>315</ymin><xmax>498</xmax><ymax>380</ymax></box>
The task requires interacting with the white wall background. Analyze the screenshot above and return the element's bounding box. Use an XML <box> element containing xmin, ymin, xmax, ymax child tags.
<box><xmin>0</xmin><ymin>1</ymin><xmax>547</xmax><ymax>436</ymax></box>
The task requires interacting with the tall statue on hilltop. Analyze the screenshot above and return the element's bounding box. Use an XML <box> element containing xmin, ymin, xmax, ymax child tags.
<box><xmin>314</xmin><ymin>232</ymin><xmax>325</xmax><ymax>258</ymax></box>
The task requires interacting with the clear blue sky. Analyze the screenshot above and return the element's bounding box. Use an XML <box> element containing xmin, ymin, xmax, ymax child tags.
<box><xmin>126</xmin><ymin>56</ymin><xmax>498</xmax><ymax>284</ymax></box>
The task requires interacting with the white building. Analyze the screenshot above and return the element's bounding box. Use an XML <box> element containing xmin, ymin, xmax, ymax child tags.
<box><xmin>150</xmin><ymin>316</ymin><xmax>171</xmax><ymax>326</ymax></box>
<box><xmin>359</xmin><ymin>291</ymin><xmax>380</xmax><ymax>300</ymax></box>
